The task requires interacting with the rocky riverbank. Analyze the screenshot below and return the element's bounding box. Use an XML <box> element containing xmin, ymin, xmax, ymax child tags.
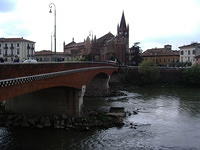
<box><xmin>0</xmin><ymin>85</ymin><xmax>139</xmax><ymax>131</ymax></box>
<box><xmin>0</xmin><ymin>111</ymin><xmax>125</xmax><ymax>131</ymax></box>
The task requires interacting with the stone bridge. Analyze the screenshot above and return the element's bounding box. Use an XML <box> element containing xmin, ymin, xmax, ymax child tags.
<box><xmin>0</xmin><ymin>62</ymin><xmax>118</xmax><ymax>116</ymax></box>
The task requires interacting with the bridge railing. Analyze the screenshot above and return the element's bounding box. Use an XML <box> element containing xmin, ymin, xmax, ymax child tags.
<box><xmin>0</xmin><ymin>62</ymin><xmax>117</xmax><ymax>80</ymax></box>
<box><xmin>0</xmin><ymin>66</ymin><xmax>117</xmax><ymax>88</ymax></box>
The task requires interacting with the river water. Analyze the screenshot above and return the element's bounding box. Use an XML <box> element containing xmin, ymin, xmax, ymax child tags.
<box><xmin>1</xmin><ymin>86</ymin><xmax>200</xmax><ymax>150</ymax></box>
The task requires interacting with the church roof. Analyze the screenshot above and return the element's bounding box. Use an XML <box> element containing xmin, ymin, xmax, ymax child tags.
<box><xmin>97</xmin><ymin>32</ymin><xmax>115</xmax><ymax>43</ymax></box>
<box><xmin>64</xmin><ymin>41</ymin><xmax>76</xmax><ymax>48</ymax></box>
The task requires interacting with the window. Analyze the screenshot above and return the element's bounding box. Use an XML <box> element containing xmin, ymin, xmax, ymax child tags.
<box><xmin>0</xmin><ymin>44</ymin><xmax>1</xmax><ymax>47</ymax></box>
<box><xmin>17</xmin><ymin>43</ymin><xmax>19</xmax><ymax>47</ymax></box>
<box><xmin>5</xmin><ymin>49</ymin><xmax>7</xmax><ymax>55</ymax></box>
<box><xmin>181</xmin><ymin>51</ymin><xmax>184</xmax><ymax>55</ymax></box>
<box><xmin>17</xmin><ymin>49</ymin><xmax>20</xmax><ymax>55</ymax></box>
<box><xmin>193</xmin><ymin>50</ymin><xmax>195</xmax><ymax>55</ymax></box>
<box><xmin>188</xmin><ymin>50</ymin><xmax>190</xmax><ymax>55</ymax></box>
<box><xmin>10</xmin><ymin>43</ymin><xmax>14</xmax><ymax>49</ymax></box>
<box><xmin>0</xmin><ymin>49</ymin><xmax>1</xmax><ymax>55</ymax></box>
<box><xmin>188</xmin><ymin>57</ymin><xmax>190</xmax><ymax>61</ymax></box>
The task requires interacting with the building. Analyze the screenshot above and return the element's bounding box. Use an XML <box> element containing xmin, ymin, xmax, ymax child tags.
<box><xmin>63</xmin><ymin>37</ymin><xmax>91</xmax><ymax>61</ymax></box>
<box><xmin>63</xmin><ymin>11</ymin><xmax>130</xmax><ymax>64</ymax></box>
<box><xmin>35</xmin><ymin>50</ymin><xmax>71</xmax><ymax>62</ymax></box>
<box><xmin>142</xmin><ymin>45</ymin><xmax>179</xmax><ymax>66</ymax></box>
<box><xmin>0</xmin><ymin>37</ymin><xmax>35</xmax><ymax>62</ymax></box>
<box><xmin>179</xmin><ymin>42</ymin><xmax>200</xmax><ymax>65</ymax></box>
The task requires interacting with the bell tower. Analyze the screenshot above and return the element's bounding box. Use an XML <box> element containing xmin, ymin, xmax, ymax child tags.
<box><xmin>117</xmin><ymin>11</ymin><xmax>130</xmax><ymax>64</ymax></box>
<box><xmin>117</xmin><ymin>11</ymin><xmax>129</xmax><ymax>39</ymax></box>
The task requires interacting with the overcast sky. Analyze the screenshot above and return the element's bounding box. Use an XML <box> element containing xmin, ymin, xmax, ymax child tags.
<box><xmin>1</xmin><ymin>0</ymin><xmax>200</xmax><ymax>51</ymax></box>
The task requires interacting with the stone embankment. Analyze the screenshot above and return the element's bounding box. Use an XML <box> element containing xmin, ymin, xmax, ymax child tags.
<box><xmin>0</xmin><ymin>111</ymin><xmax>125</xmax><ymax>131</ymax></box>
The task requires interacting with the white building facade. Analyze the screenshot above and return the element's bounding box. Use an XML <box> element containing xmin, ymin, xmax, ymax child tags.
<box><xmin>179</xmin><ymin>43</ymin><xmax>200</xmax><ymax>65</ymax></box>
<box><xmin>0</xmin><ymin>38</ymin><xmax>35</xmax><ymax>62</ymax></box>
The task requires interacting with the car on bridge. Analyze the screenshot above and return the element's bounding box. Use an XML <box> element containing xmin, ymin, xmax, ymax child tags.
<box><xmin>23</xmin><ymin>59</ymin><xmax>37</xmax><ymax>63</ymax></box>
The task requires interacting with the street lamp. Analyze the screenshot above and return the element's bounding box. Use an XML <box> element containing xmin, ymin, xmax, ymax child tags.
<box><xmin>49</xmin><ymin>3</ymin><xmax>56</xmax><ymax>55</ymax></box>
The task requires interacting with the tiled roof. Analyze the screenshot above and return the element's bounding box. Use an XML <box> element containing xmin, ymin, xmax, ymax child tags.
<box><xmin>64</xmin><ymin>41</ymin><xmax>76</xmax><ymax>48</ymax></box>
<box><xmin>64</xmin><ymin>41</ymin><xmax>84</xmax><ymax>49</ymax></box>
<box><xmin>97</xmin><ymin>32</ymin><xmax>115</xmax><ymax>43</ymax></box>
<box><xmin>0</xmin><ymin>38</ymin><xmax>35</xmax><ymax>43</ymax></box>
<box><xmin>35</xmin><ymin>50</ymin><xmax>68</xmax><ymax>56</ymax></box>
<box><xmin>35</xmin><ymin>50</ymin><xmax>52</xmax><ymax>55</ymax></box>
<box><xmin>75</xmin><ymin>42</ymin><xmax>84</xmax><ymax>47</ymax></box>
<box><xmin>142</xmin><ymin>48</ymin><xmax>179</xmax><ymax>57</ymax></box>
<box><xmin>179</xmin><ymin>42</ymin><xmax>200</xmax><ymax>49</ymax></box>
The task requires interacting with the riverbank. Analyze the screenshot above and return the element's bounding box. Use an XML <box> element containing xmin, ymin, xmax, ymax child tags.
<box><xmin>0</xmin><ymin>84</ymin><xmax>139</xmax><ymax>131</ymax></box>
<box><xmin>0</xmin><ymin>111</ymin><xmax>126</xmax><ymax>131</ymax></box>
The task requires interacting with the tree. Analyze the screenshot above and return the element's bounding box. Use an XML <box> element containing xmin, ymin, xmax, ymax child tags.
<box><xmin>138</xmin><ymin>60</ymin><xmax>160</xmax><ymax>84</ymax></box>
<box><xmin>130</xmin><ymin>42</ymin><xmax>143</xmax><ymax>66</ymax></box>
<box><xmin>183</xmin><ymin>64</ymin><xmax>200</xmax><ymax>85</ymax></box>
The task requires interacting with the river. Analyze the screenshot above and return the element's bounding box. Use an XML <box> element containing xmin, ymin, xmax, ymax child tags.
<box><xmin>0</xmin><ymin>86</ymin><xmax>200</xmax><ymax>150</ymax></box>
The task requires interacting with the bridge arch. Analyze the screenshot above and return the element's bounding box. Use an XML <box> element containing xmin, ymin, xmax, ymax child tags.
<box><xmin>85</xmin><ymin>72</ymin><xmax>110</xmax><ymax>96</ymax></box>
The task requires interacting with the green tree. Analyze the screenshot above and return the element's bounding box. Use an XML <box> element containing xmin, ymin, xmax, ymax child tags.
<box><xmin>183</xmin><ymin>64</ymin><xmax>200</xmax><ymax>85</ymax></box>
<box><xmin>130</xmin><ymin>42</ymin><xmax>143</xmax><ymax>66</ymax></box>
<box><xmin>138</xmin><ymin>60</ymin><xmax>160</xmax><ymax>84</ymax></box>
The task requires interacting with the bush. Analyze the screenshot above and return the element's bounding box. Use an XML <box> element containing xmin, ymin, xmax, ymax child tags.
<box><xmin>183</xmin><ymin>64</ymin><xmax>200</xmax><ymax>85</ymax></box>
<box><xmin>138</xmin><ymin>60</ymin><xmax>160</xmax><ymax>84</ymax></box>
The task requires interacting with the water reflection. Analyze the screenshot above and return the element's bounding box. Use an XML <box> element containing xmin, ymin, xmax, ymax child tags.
<box><xmin>1</xmin><ymin>86</ymin><xmax>200</xmax><ymax>150</ymax></box>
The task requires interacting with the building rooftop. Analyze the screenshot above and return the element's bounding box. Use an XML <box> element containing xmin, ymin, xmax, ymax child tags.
<box><xmin>0</xmin><ymin>37</ymin><xmax>35</xmax><ymax>43</ymax></box>
<box><xmin>35</xmin><ymin>50</ymin><xmax>68</xmax><ymax>56</ymax></box>
<box><xmin>97</xmin><ymin>32</ymin><xmax>115</xmax><ymax>43</ymax></box>
<box><xmin>179</xmin><ymin>42</ymin><xmax>200</xmax><ymax>49</ymax></box>
<box><xmin>142</xmin><ymin>48</ymin><xmax>179</xmax><ymax>57</ymax></box>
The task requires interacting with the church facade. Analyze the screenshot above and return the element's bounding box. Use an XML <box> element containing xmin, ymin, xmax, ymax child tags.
<box><xmin>64</xmin><ymin>11</ymin><xmax>130</xmax><ymax>64</ymax></box>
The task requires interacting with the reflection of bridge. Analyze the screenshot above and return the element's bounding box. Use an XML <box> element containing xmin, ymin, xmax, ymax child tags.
<box><xmin>0</xmin><ymin>62</ymin><xmax>118</xmax><ymax>116</ymax></box>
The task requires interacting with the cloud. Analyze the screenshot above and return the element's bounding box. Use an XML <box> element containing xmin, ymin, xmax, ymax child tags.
<box><xmin>0</xmin><ymin>0</ymin><xmax>16</xmax><ymax>13</ymax></box>
<box><xmin>1</xmin><ymin>0</ymin><xmax>200</xmax><ymax>52</ymax></box>
<box><xmin>0</xmin><ymin>20</ymin><xmax>31</xmax><ymax>37</ymax></box>
<box><xmin>141</xmin><ymin>32</ymin><xmax>200</xmax><ymax>50</ymax></box>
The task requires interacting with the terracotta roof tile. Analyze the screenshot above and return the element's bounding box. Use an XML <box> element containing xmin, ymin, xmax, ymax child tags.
<box><xmin>142</xmin><ymin>48</ymin><xmax>179</xmax><ymax>56</ymax></box>
<box><xmin>97</xmin><ymin>32</ymin><xmax>114</xmax><ymax>43</ymax></box>
<box><xmin>0</xmin><ymin>38</ymin><xmax>35</xmax><ymax>43</ymax></box>
<box><xmin>179</xmin><ymin>42</ymin><xmax>200</xmax><ymax>49</ymax></box>
<box><xmin>35</xmin><ymin>50</ymin><xmax>68</xmax><ymax>56</ymax></box>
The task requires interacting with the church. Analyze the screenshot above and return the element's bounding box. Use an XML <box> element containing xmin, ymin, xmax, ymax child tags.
<box><xmin>64</xmin><ymin>11</ymin><xmax>130</xmax><ymax>65</ymax></box>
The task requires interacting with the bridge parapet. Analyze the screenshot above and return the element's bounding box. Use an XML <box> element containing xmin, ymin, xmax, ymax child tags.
<box><xmin>0</xmin><ymin>66</ymin><xmax>116</xmax><ymax>88</ymax></box>
<box><xmin>0</xmin><ymin>62</ymin><xmax>116</xmax><ymax>80</ymax></box>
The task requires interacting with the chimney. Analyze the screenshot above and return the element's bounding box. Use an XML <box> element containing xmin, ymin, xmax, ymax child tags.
<box><xmin>164</xmin><ymin>45</ymin><xmax>172</xmax><ymax>50</ymax></box>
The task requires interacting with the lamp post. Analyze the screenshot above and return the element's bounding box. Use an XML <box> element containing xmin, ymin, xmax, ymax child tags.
<box><xmin>49</xmin><ymin>3</ymin><xmax>56</xmax><ymax>55</ymax></box>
